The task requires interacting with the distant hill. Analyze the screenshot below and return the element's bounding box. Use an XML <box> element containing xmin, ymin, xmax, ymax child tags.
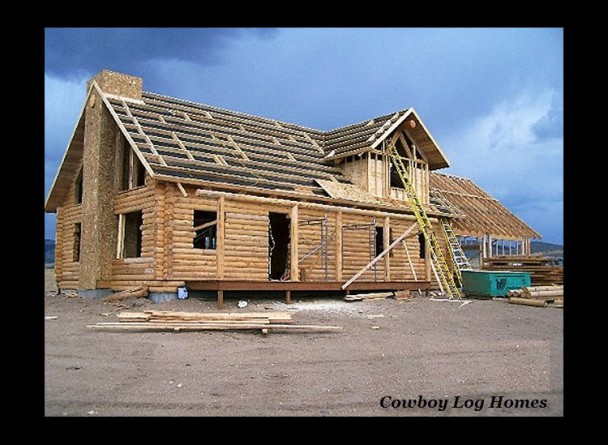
<box><xmin>45</xmin><ymin>239</ymin><xmax>55</xmax><ymax>265</ymax></box>
<box><xmin>531</xmin><ymin>241</ymin><xmax>563</xmax><ymax>256</ymax></box>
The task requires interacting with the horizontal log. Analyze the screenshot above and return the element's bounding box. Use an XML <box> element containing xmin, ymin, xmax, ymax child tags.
<box><xmin>109</xmin><ymin>274</ymin><xmax>155</xmax><ymax>281</ymax></box>
<box><xmin>105</xmin><ymin>286</ymin><xmax>149</xmax><ymax>302</ymax></box>
<box><xmin>110</xmin><ymin>280</ymin><xmax>185</xmax><ymax>286</ymax></box>
<box><xmin>225</xmin><ymin>212</ymin><xmax>269</xmax><ymax>222</ymax></box>
<box><xmin>148</xmin><ymin>286</ymin><xmax>179</xmax><ymax>293</ymax></box>
<box><xmin>524</xmin><ymin>285</ymin><xmax>563</xmax><ymax>293</ymax></box>
<box><xmin>522</xmin><ymin>289</ymin><xmax>563</xmax><ymax>298</ymax></box>
<box><xmin>509</xmin><ymin>297</ymin><xmax>547</xmax><ymax>307</ymax></box>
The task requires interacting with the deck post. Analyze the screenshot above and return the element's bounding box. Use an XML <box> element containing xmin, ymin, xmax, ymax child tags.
<box><xmin>217</xmin><ymin>290</ymin><xmax>224</xmax><ymax>309</ymax></box>
<box><xmin>286</xmin><ymin>290</ymin><xmax>291</xmax><ymax>304</ymax></box>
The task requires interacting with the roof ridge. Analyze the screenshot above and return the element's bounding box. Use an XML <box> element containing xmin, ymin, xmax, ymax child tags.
<box><xmin>326</xmin><ymin>109</ymin><xmax>409</xmax><ymax>134</ymax></box>
<box><xmin>143</xmin><ymin>91</ymin><xmax>324</xmax><ymax>134</ymax></box>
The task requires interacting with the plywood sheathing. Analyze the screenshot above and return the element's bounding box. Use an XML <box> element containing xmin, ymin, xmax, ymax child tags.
<box><xmin>76</xmin><ymin>88</ymin><xmax>120</xmax><ymax>289</ymax></box>
<box><xmin>86</xmin><ymin>70</ymin><xmax>142</xmax><ymax>101</ymax></box>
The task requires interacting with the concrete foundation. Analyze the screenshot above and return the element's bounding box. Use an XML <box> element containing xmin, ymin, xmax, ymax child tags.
<box><xmin>79</xmin><ymin>289</ymin><xmax>113</xmax><ymax>299</ymax></box>
<box><xmin>148</xmin><ymin>292</ymin><xmax>178</xmax><ymax>303</ymax></box>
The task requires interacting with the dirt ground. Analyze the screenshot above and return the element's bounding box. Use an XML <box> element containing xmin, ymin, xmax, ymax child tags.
<box><xmin>44</xmin><ymin>269</ymin><xmax>563</xmax><ymax>417</ymax></box>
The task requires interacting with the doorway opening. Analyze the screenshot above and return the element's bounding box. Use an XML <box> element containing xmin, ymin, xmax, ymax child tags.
<box><xmin>269</xmin><ymin>212</ymin><xmax>290</xmax><ymax>280</ymax></box>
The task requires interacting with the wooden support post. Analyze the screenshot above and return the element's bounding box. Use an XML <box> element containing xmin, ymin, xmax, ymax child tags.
<box><xmin>425</xmin><ymin>234</ymin><xmax>431</xmax><ymax>281</ymax></box>
<box><xmin>488</xmin><ymin>235</ymin><xmax>493</xmax><ymax>258</ymax></box>
<box><xmin>335</xmin><ymin>210</ymin><xmax>343</xmax><ymax>281</ymax></box>
<box><xmin>217</xmin><ymin>290</ymin><xmax>224</xmax><ymax>309</ymax></box>
<box><xmin>217</xmin><ymin>196</ymin><xmax>225</xmax><ymax>280</ymax></box>
<box><xmin>285</xmin><ymin>290</ymin><xmax>291</xmax><ymax>304</ymax></box>
<box><xmin>290</xmin><ymin>205</ymin><xmax>299</xmax><ymax>281</ymax></box>
<box><xmin>342</xmin><ymin>223</ymin><xmax>417</xmax><ymax>289</ymax></box>
<box><xmin>384</xmin><ymin>216</ymin><xmax>390</xmax><ymax>280</ymax></box>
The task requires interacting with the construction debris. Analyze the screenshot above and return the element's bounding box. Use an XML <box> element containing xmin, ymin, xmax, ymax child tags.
<box><xmin>508</xmin><ymin>285</ymin><xmax>563</xmax><ymax>308</ymax></box>
<box><xmin>105</xmin><ymin>285</ymin><xmax>149</xmax><ymax>302</ymax></box>
<box><xmin>87</xmin><ymin>310</ymin><xmax>342</xmax><ymax>334</ymax></box>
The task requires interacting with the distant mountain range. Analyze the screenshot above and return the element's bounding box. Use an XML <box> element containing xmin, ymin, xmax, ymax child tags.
<box><xmin>530</xmin><ymin>241</ymin><xmax>563</xmax><ymax>256</ymax></box>
<box><xmin>43</xmin><ymin>238</ymin><xmax>563</xmax><ymax>266</ymax></box>
<box><xmin>45</xmin><ymin>239</ymin><xmax>55</xmax><ymax>264</ymax></box>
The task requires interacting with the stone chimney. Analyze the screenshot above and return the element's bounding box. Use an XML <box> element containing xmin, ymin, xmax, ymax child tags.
<box><xmin>87</xmin><ymin>69</ymin><xmax>142</xmax><ymax>100</ymax></box>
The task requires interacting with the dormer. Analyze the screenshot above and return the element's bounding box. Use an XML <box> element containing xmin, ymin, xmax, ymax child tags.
<box><xmin>325</xmin><ymin>108</ymin><xmax>450</xmax><ymax>205</ymax></box>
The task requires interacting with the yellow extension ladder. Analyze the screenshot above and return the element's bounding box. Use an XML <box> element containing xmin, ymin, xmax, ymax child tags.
<box><xmin>385</xmin><ymin>140</ymin><xmax>461</xmax><ymax>299</ymax></box>
<box><xmin>440</xmin><ymin>218</ymin><xmax>472</xmax><ymax>286</ymax></box>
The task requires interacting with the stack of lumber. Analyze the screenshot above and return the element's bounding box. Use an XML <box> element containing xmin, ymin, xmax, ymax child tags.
<box><xmin>508</xmin><ymin>285</ymin><xmax>563</xmax><ymax>308</ymax></box>
<box><xmin>344</xmin><ymin>291</ymin><xmax>394</xmax><ymax>302</ymax></box>
<box><xmin>87</xmin><ymin>310</ymin><xmax>342</xmax><ymax>334</ymax></box>
<box><xmin>482</xmin><ymin>255</ymin><xmax>563</xmax><ymax>286</ymax></box>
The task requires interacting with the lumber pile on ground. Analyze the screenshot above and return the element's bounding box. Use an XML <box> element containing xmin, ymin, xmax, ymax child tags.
<box><xmin>344</xmin><ymin>291</ymin><xmax>394</xmax><ymax>302</ymax></box>
<box><xmin>508</xmin><ymin>285</ymin><xmax>563</xmax><ymax>308</ymax></box>
<box><xmin>87</xmin><ymin>310</ymin><xmax>342</xmax><ymax>334</ymax></box>
<box><xmin>483</xmin><ymin>255</ymin><xmax>563</xmax><ymax>286</ymax></box>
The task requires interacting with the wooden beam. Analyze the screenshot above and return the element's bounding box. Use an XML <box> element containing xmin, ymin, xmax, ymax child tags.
<box><xmin>217</xmin><ymin>196</ymin><xmax>225</xmax><ymax>280</ymax></box>
<box><xmin>194</xmin><ymin>188</ymin><xmax>446</xmax><ymax>220</ymax></box>
<box><xmin>402</xmin><ymin>240</ymin><xmax>418</xmax><ymax>280</ymax></box>
<box><xmin>397</xmin><ymin>133</ymin><xmax>414</xmax><ymax>159</ymax></box>
<box><xmin>177</xmin><ymin>182</ymin><xmax>188</xmax><ymax>197</ymax></box>
<box><xmin>171</xmin><ymin>131</ymin><xmax>195</xmax><ymax>161</ymax></box>
<box><xmin>193</xmin><ymin>219</ymin><xmax>218</xmax><ymax>232</ymax></box>
<box><xmin>290</xmin><ymin>204</ymin><xmax>299</xmax><ymax>281</ymax></box>
<box><xmin>335</xmin><ymin>210</ymin><xmax>343</xmax><ymax>281</ymax></box>
<box><xmin>342</xmin><ymin>223</ymin><xmax>417</xmax><ymax>289</ymax></box>
<box><xmin>217</xmin><ymin>290</ymin><xmax>224</xmax><ymax>309</ymax></box>
<box><xmin>384</xmin><ymin>216</ymin><xmax>390</xmax><ymax>280</ymax></box>
<box><xmin>116</xmin><ymin>214</ymin><xmax>125</xmax><ymax>259</ymax></box>
<box><xmin>286</xmin><ymin>290</ymin><xmax>292</xmax><ymax>304</ymax></box>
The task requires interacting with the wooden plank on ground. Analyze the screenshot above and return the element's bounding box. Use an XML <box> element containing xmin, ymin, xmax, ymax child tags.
<box><xmin>87</xmin><ymin>322</ymin><xmax>342</xmax><ymax>333</ymax></box>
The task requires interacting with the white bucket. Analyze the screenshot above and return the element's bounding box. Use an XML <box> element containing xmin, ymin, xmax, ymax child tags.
<box><xmin>177</xmin><ymin>287</ymin><xmax>188</xmax><ymax>300</ymax></box>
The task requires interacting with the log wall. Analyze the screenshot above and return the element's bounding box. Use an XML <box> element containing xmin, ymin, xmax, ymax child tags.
<box><xmin>55</xmin><ymin>178</ymin><xmax>82</xmax><ymax>290</ymax></box>
<box><xmin>56</xmin><ymin>175</ymin><xmax>445</xmax><ymax>292</ymax></box>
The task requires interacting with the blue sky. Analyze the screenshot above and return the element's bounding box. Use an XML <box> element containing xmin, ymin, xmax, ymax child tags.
<box><xmin>45</xmin><ymin>28</ymin><xmax>563</xmax><ymax>244</ymax></box>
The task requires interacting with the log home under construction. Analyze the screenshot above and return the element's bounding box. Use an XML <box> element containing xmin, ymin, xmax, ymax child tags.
<box><xmin>45</xmin><ymin>70</ymin><xmax>539</xmax><ymax>304</ymax></box>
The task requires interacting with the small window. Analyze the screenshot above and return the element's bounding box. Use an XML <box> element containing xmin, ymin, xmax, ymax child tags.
<box><xmin>193</xmin><ymin>210</ymin><xmax>217</xmax><ymax>249</ymax></box>
<box><xmin>119</xmin><ymin>144</ymin><xmax>146</xmax><ymax>190</ymax></box>
<box><xmin>418</xmin><ymin>233</ymin><xmax>426</xmax><ymax>259</ymax></box>
<box><xmin>134</xmin><ymin>156</ymin><xmax>145</xmax><ymax>187</ymax></box>
<box><xmin>120</xmin><ymin>145</ymin><xmax>130</xmax><ymax>191</ymax></box>
<box><xmin>375</xmin><ymin>226</ymin><xmax>384</xmax><ymax>257</ymax></box>
<box><xmin>73</xmin><ymin>223</ymin><xmax>81</xmax><ymax>262</ymax></box>
<box><xmin>118</xmin><ymin>211</ymin><xmax>143</xmax><ymax>258</ymax></box>
<box><xmin>75</xmin><ymin>168</ymin><xmax>83</xmax><ymax>204</ymax></box>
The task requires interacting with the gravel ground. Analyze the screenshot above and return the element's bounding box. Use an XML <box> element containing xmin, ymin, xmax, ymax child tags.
<box><xmin>44</xmin><ymin>270</ymin><xmax>563</xmax><ymax>417</ymax></box>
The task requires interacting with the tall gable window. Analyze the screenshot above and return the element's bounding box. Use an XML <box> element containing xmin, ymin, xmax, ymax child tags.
<box><xmin>119</xmin><ymin>142</ymin><xmax>145</xmax><ymax>191</ymax></box>
<box><xmin>74</xmin><ymin>168</ymin><xmax>83</xmax><ymax>204</ymax></box>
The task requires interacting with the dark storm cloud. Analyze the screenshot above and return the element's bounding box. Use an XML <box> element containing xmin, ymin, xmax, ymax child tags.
<box><xmin>531</xmin><ymin>95</ymin><xmax>563</xmax><ymax>141</ymax></box>
<box><xmin>45</xmin><ymin>28</ymin><xmax>278</xmax><ymax>77</ymax></box>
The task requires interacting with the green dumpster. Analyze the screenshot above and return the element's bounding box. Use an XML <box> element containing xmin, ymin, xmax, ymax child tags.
<box><xmin>461</xmin><ymin>270</ymin><xmax>531</xmax><ymax>297</ymax></box>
